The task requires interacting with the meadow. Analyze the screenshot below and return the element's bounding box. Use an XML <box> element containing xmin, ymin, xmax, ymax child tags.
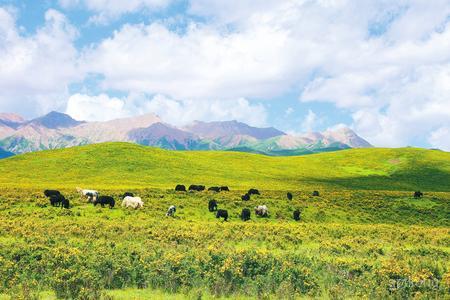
<box><xmin>0</xmin><ymin>143</ymin><xmax>449</xmax><ymax>299</ymax></box>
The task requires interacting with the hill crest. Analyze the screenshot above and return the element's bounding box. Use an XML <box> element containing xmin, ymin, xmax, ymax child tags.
<box><xmin>0</xmin><ymin>142</ymin><xmax>448</xmax><ymax>191</ymax></box>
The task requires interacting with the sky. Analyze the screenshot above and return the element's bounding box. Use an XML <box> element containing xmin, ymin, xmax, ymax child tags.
<box><xmin>0</xmin><ymin>0</ymin><xmax>449</xmax><ymax>150</ymax></box>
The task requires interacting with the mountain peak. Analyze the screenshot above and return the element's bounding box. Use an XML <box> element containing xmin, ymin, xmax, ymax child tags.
<box><xmin>185</xmin><ymin>120</ymin><xmax>285</xmax><ymax>140</ymax></box>
<box><xmin>324</xmin><ymin>126</ymin><xmax>372</xmax><ymax>148</ymax></box>
<box><xmin>0</xmin><ymin>111</ymin><xmax>373</xmax><ymax>156</ymax></box>
<box><xmin>128</xmin><ymin>122</ymin><xmax>200</xmax><ymax>150</ymax></box>
<box><xmin>0</xmin><ymin>113</ymin><xmax>25</xmax><ymax>124</ymax></box>
<box><xmin>27</xmin><ymin>111</ymin><xmax>84</xmax><ymax>129</ymax></box>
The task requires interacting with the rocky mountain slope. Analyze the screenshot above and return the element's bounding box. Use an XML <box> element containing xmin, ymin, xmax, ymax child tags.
<box><xmin>0</xmin><ymin>111</ymin><xmax>372</xmax><ymax>155</ymax></box>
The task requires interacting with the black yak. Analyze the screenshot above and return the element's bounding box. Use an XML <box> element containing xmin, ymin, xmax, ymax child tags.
<box><xmin>220</xmin><ymin>186</ymin><xmax>230</xmax><ymax>191</ymax></box>
<box><xmin>241</xmin><ymin>194</ymin><xmax>250</xmax><ymax>201</ymax></box>
<box><xmin>208</xmin><ymin>200</ymin><xmax>218</xmax><ymax>212</ymax></box>
<box><xmin>49</xmin><ymin>194</ymin><xmax>69</xmax><ymax>209</ymax></box>
<box><xmin>94</xmin><ymin>196</ymin><xmax>115</xmax><ymax>208</ymax></box>
<box><xmin>44</xmin><ymin>190</ymin><xmax>61</xmax><ymax>198</ymax></box>
<box><xmin>248</xmin><ymin>188</ymin><xmax>260</xmax><ymax>196</ymax></box>
<box><xmin>216</xmin><ymin>209</ymin><xmax>228</xmax><ymax>221</ymax></box>
<box><xmin>293</xmin><ymin>209</ymin><xmax>301</xmax><ymax>221</ymax></box>
<box><xmin>175</xmin><ymin>185</ymin><xmax>186</xmax><ymax>192</ymax></box>
<box><xmin>208</xmin><ymin>187</ymin><xmax>220</xmax><ymax>192</ymax></box>
<box><xmin>414</xmin><ymin>191</ymin><xmax>423</xmax><ymax>198</ymax></box>
<box><xmin>189</xmin><ymin>185</ymin><xmax>205</xmax><ymax>192</ymax></box>
<box><xmin>61</xmin><ymin>197</ymin><xmax>70</xmax><ymax>209</ymax></box>
<box><xmin>49</xmin><ymin>195</ymin><xmax>62</xmax><ymax>207</ymax></box>
<box><xmin>312</xmin><ymin>191</ymin><xmax>320</xmax><ymax>197</ymax></box>
<box><xmin>287</xmin><ymin>192</ymin><xmax>293</xmax><ymax>200</ymax></box>
<box><xmin>241</xmin><ymin>208</ymin><xmax>251</xmax><ymax>221</ymax></box>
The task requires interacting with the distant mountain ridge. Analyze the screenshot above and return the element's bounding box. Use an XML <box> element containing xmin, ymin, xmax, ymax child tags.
<box><xmin>25</xmin><ymin>111</ymin><xmax>85</xmax><ymax>129</ymax></box>
<box><xmin>0</xmin><ymin>111</ymin><xmax>372</xmax><ymax>156</ymax></box>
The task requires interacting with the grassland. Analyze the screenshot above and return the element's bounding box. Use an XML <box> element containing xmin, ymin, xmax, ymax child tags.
<box><xmin>0</xmin><ymin>143</ymin><xmax>449</xmax><ymax>299</ymax></box>
<box><xmin>0</xmin><ymin>142</ymin><xmax>449</xmax><ymax>191</ymax></box>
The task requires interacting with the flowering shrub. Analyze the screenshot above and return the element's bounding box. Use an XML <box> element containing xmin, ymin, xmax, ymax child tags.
<box><xmin>0</xmin><ymin>188</ymin><xmax>448</xmax><ymax>298</ymax></box>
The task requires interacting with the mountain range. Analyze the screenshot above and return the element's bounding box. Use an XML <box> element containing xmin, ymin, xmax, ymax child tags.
<box><xmin>0</xmin><ymin>111</ymin><xmax>372</xmax><ymax>157</ymax></box>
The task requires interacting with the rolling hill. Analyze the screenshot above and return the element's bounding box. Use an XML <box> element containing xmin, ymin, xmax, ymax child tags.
<box><xmin>0</xmin><ymin>142</ymin><xmax>448</xmax><ymax>191</ymax></box>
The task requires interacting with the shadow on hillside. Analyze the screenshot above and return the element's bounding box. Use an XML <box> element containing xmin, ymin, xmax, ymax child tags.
<box><xmin>309</xmin><ymin>167</ymin><xmax>450</xmax><ymax>191</ymax></box>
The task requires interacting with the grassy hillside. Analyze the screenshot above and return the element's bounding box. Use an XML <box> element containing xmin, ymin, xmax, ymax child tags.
<box><xmin>0</xmin><ymin>188</ymin><xmax>448</xmax><ymax>299</ymax></box>
<box><xmin>0</xmin><ymin>142</ymin><xmax>449</xmax><ymax>298</ymax></box>
<box><xmin>0</xmin><ymin>142</ymin><xmax>449</xmax><ymax>191</ymax></box>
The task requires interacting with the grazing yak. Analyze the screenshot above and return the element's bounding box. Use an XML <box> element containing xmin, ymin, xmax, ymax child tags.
<box><xmin>293</xmin><ymin>209</ymin><xmax>301</xmax><ymax>221</ymax></box>
<box><xmin>76</xmin><ymin>187</ymin><xmax>99</xmax><ymax>203</ymax></box>
<box><xmin>208</xmin><ymin>200</ymin><xmax>218</xmax><ymax>212</ymax></box>
<box><xmin>122</xmin><ymin>196</ymin><xmax>144</xmax><ymax>209</ymax></box>
<box><xmin>189</xmin><ymin>185</ymin><xmax>205</xmax><ymax>192</ymax></box>
<box><xmin>175</xmin><ymin>185</ymin><xmax>186</xmax><ymax>192</ymax></box>
<box><xmin>49</xmin><ymin>194</ymin><xmax>70</xmax><ymax>209</ymax></box>
<box><xmin>49</xmin><ymin>194</ymin><xmax>63</xmax><ymax>206</ymax></box>
<box><xmin>312</xmin><ymin>191</ymin><xmax>320</xmax><ymax>197</ymax></box>
<box><xmin>61</xmin><ymin>197</ymin><xmax>70</xmax><ymax>209</ymax></box>
<box><xmin>255</xmin><ymin>205</ymin><xmax>269</xmax><ymax>217</ymax></box>
<box><xmin>287</xmin><ymin>192</ymin><xmax>293</xmax><ymax>200</ymax></box>
<box><xmin>248</xmin><ymin>188</ymin><xmax>260</xmax><ymax>196</ymax></box>
<box><xmin>94</xmin><ymin>196</ymin><xmax>115</xmax><ymax>208</ymax></box>
<box><xmin>220</xmin><ymin>186</ymin><xmax>229</xmax><ymax>191</ymax></box>
<box><xmin>241</xmin><ymin>194</ymin><xmax>250</xmax><ymax>201</ymax></box>
<box><xmin>208</xmin><ymin>186</ymin><xmax>220</xmax><ymax>192</ymax></box>
<box><xmin>44</xmin><ymin>190</ymin><xmax>61</xmax><ymax>198</ymax></box>
<box><xmin>122</xmin><ymin>192</ymin><xmax>134</xmax><ymax>199</ymax></box>
<box><xmin>241</xmin><ymin>208</ymin><xmax>251</xmax><ymax>221</ymax></box>
<box><xmin>216</xmin><ymin>209</ymin><xmax>228</xmax><ymax>221</ymax></box>
<box><xmin>414</xmin><ymin>191</ymin><xmax>423</xmax><ymax>198</ymax></box>
<box><xmin>166</xmin><ymin>205</ymin><xmax>176</xmax><ymax>217</ymax></box>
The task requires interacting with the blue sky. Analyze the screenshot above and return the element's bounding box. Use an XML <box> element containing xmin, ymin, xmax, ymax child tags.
<box><xmin>0</xmin><ymin>0</ymin><xmax>449</xmax><ymax>150</ymax></box>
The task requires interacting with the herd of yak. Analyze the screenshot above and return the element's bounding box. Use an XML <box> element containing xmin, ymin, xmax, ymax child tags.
<box><xmin>43</xmin><ymin>185</ymin><xmax>425</xmax><ymax>222</ymax></box>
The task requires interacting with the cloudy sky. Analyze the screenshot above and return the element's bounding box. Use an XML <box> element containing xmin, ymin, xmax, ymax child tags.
<box><xmin>0</xmin><ymin>0</ymin><xmax>449</xmax><ymax>149</ymax></box>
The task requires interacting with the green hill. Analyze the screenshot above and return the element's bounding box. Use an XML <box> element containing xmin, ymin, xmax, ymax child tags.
<box><xmin>0</xmin><ymin>142</ymin><xmax>449</xmax><ymax>191</ymax></box>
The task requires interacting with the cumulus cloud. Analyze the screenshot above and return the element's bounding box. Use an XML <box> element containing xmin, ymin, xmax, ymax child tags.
<box><xmin>83</xmin><ymin>21</ymin><xmax>298</xmax><ymax>100</ymax></box>
<box><xmin>59</xmin><ymin>0</ymin><xmax>172</xmax><ymax>24</ymax></box>
<box><xmin>0</xmin><ymin>7</ymin><xmax>79</xmax><ymax>118</ymax></box>
<box><xmin>66</xmin><ymin>93</ymin><xmax>130</xmax><ymax>121</ymax></box>
<box><xmin>429</xmin><ymin>127</ymin><xmax>450</xmax><ymax>150</ymax></box>
<box><xmin>65</xmin><ymin>93</ymin><xmax>268</xmax><ymax>126</ymax></box>
<box><xmin>300</xmin><ymin>110</ymin><xmax>318</xmax><ymax>132</ymax></box>
<box><xmin>285</xmin><ymin>107</ymin><xmax>294</xmax><ymax>116</ymax></box>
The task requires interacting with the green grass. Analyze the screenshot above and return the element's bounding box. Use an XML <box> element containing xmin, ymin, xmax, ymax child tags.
<box><xmin>0</xmin><ymin>142</ymin><xmax>449</xmax><ymax>191</ymax></box>
<box><xmin>0</xmin><ymin>188</ymin><xmax>448</xmax><ymax>299</ymax></box>
<box><xmin>0</xmin><ymin>143</ymin><xmax>449</xmax><ymax>299</ymax></box>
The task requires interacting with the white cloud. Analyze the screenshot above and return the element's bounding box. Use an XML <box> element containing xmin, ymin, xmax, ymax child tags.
<box><xmin>0</xmin><ymin>8</ymin><xmax>79</xmax><ymax>118</ymax></box>
<box><xmin>59</xmin><ymin>0</ymin><xmax>172</xmax><ymax>24</ymax></box>
<box><xmin>66</xmin><ymin>93</ymin><xmax>129</xmax><ymax>121</ymax></box>
<box><xmin>145</xmin><ymin>95</ymin><xmax>268</xmax><ymax>127</ymax></box>
<box><xmin>300</xmin><ymin>109</ymin><xmax>320</xmax><ymax>132</ymax></box>
<box><xmin>83</xmin><ymin>21</ymin><xmax>298</xmax><ymax>100</ymax></box>
<box><xmin>429</xmin><ymin>127</ymin><xmax>450</xmax><ymax>151</ymax></box>
<box><xmin>65</xmin><ymin>93</ymin><xmax>268</xmax><ymax>126</ymax></box>
<box><xmin>294</xmin><ymin>1</ymin><xmax>450</xmax><ymax>148</ymax></box>
<box><xmin>285</xmin><ymin>107</ymin><xmax>294</xmax><ymax>116</ymax></box>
